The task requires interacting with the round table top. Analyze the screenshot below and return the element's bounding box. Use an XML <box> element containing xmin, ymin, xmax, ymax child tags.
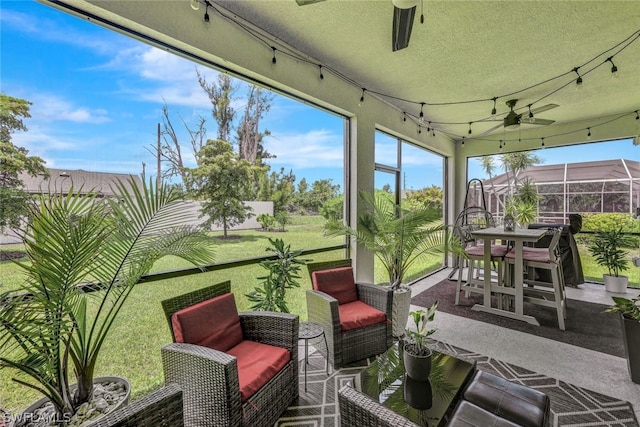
<box><xmin>299</xmin><ymin>321</ymin><xmax>324</xmax><ymax>340</ymax></box>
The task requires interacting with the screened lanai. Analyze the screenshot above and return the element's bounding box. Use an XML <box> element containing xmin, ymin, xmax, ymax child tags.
<box><xmin>476</xmin><ymin>159</ymin><xmax>640</xmax><ymax>223</ymax></box>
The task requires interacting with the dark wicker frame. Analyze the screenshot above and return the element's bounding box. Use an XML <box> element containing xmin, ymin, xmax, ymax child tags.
<box><xmin>160</xmin><ymin>282</ymin><xmax>299</xmax><ymax>427</ymax></box>
<box><xmin>306</xmin><ymin>260</ymin><xmax>393</xmax><ymax>369</ymax></box>
<box><xmin>89</xmin><ymin>384</ymin><xmax>184</xmax><ymax>427</ymax></box>
<box><xmin>338</xmin><ymin>383</ymin><xmax>420</xmax><ymax>427</ymax></box>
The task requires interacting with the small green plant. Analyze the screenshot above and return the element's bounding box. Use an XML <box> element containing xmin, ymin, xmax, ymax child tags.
<box><xmin>274</xmin><ymin>211</ymin><xmax>289</xmax><ymax>232</ymax></box>
<box><xmin>404</xmin><ymin>301</ymin><xmax>438</xmax><ymax>356</ymax></box>
<box><xmin>246</xmin><ymin>238</ymin><xmax>309</xmax><ymax>312</ymax></box>
<box><xmin>257</xmin><ymin>213</ymin><xmax>276</xmax><ymax>231</ymax></box>
<box><xmin>588</xmin><ymin>227</ymin><xmax>632</xmax><ymax>277</ymax></box>
<box><xmin>606</xmin><ymin>296</ymin><xmax>640</xmax><ymax>322</ymax></box>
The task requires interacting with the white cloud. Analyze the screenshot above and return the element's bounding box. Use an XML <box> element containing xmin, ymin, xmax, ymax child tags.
<box><xmin>30</xmin><ymin>94</ymin><xmax>110</xmax><ymax>124</ymax></box>
<box><xmin>264</xmin><ymin>130</ymin><xmax>343</xmax><ymax>169</ymax></box>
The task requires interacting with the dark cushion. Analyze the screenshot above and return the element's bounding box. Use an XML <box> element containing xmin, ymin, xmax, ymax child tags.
<box><xmin>171</xmin><ymin>293</ymin><xmax>243</xmax><ymax>352</ymax></box>
<box><xmin>448</xmin><ymin>401</ymin><xmax>521</xmax><ymax>427</ymax></box>
<box><xmin>338</xmin><ymin>300</ymin><xmax>386</xmax><ymax>331</ymax></box>
<box><xmin>312</xmin><ymin>267</ymin><xmax>358</xmax><ymax>305</ymax></box>
<box><xmin>227</xmin><ymin>340</ymin><xmax>291</xmax><ymax>402</ymax></box>
<box><xmin>463</xmin><ymin>371</ymin><xmax>550</xmax><ymax>427</ymax></box>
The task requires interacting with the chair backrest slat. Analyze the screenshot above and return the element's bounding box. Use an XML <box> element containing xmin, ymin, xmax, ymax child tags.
<box><xmin>161</xmin><ymin>281</ymin><xmax>231</xmax><ymax>342</ymax></box>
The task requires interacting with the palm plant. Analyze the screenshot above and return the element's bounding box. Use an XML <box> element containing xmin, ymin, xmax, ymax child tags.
<box><xmin>0</xmin><ymin>178</ymin><xmax>216</xmax><ymax>420</ymax></box>
<box><xmin>324</xmin><ymin>191</ymin><xmax>460</xmax><ymax>290</ymax></box>
<box><xmin>588</xmin><ymin>227</ymin><xmax>632</xmax><ymax>277</ymax></box>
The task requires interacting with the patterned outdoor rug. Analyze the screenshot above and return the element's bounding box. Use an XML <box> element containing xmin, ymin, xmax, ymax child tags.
<box><xmin>277</xmin><ymin>341</ymin><xmax>638</xmax><ymax>426</ymax></box>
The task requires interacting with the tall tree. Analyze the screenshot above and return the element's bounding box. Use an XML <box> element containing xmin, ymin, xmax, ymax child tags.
<box><xmin>0</xmin><ymin>94</ymin><xmax>47</xmax><ymax>230</ymax></box>
<box><xmin>152</xmin><ymin>103</ymin><xmax>207</xmax><ymax>194</ymax></box>
<box><xmin>236</xmin><ymin>86</ymin><xmax>274</xmax><ymax>164</ymax></box>
<box><xmin>197</xmin><ymin>71</ymin><xmax>236</xmax><ymax>142</ymax></box>
<box><xmin>191</xmin><ymin>139</ymin><xmax>257</xmax><ymax>238</ymax></box>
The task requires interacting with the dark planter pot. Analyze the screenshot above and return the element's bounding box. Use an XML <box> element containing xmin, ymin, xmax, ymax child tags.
<box><xmin>621</xmin><ymin>314</ymin><xmax>640</xmax><ymax>384</ymax></box>
<box><xmin>403</xmin><ymin>344</ymin><xmax>432</xmax><ymax>381</ymax></box>
<box><xmin>403</xmin><ymin>375</ymin><xmax>433</xmax><ymax>410</ymax></box>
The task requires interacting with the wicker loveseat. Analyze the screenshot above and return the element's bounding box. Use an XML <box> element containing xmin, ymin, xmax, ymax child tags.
<box><xmin>306</xmin><ymin>260</ymin><xmax>393</xmax><ymax>369</ymax></box>
<box><xmin>160</xmin><ymin>281</ymin><xmax>299</xmax><ymax>427</ymax></box>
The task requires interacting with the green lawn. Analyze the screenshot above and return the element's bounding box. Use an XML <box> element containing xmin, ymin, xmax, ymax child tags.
<box><xmin>2</xmin><ymin>217</ymin><xmax>636</xmax><ymax>414</ymax></box>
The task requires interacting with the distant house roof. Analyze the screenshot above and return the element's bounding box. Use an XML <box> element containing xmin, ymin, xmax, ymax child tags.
<box><xmin>19</xmin><ymin>169</ymin><xmax>143</xmax><ymax>197</ymax></box>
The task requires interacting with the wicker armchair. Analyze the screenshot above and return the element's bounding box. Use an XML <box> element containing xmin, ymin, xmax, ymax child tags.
<box><xmin>338</xmin><ymin>384</ymin><xmax>419</xmax><ymax>427</ymax></box>
<box><xmin>160</xmin><ymin>281</ymin><xmax>299</xmax><ymax>427</ymax></box>
<box><xmin>306</xmin><ymin>260</ymin><xmax>393</xmax><ymax>369</ymax></box>
<box><xmin>89</xmin><ymin>384</ymin><xmax>184</xmax><ymax>427</ymax></box>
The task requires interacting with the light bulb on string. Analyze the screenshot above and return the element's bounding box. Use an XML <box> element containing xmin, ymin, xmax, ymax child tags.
<box><xmin>403</xmin><ymin>112</ymin><xmax>406</xmax><ymax>122</ymax></box>
<box><xmin>635</xmin><ymin>110</ymin><xmax>640</xmax><ymax>133</ymax></box>
<box><xmin>541</xmin><ymin>137</ymin><xmax>545</xmax><ymax>148</ymax></box>
<box><xmin>573</xmin><ymin>67</ymin><xmax>583</xmax><ymax>89</ymax></box>
<box><xmin>607</xmin><ymin>57</ymin><xmax>619</xmax><ymax>78</ymax></box>
<box><xmin>587</xmin><ymin>128</ymin><xmax>592</xmax><ymax>140</ymax></box>
<box><xmin>271</xmin><ymin>47</ymin><xmax>277</xmax><ymax>66</ymax></box>
<box><xmin>468</xmin><ymin>122</ymin><xmax>472</xmax><ymax>135</ymax></box>
<box><xmin>499</xmin><ymin>140</ymin><xmax>503</xmax><ymax>150</ymax></box>
<box><xmin>491</xmin><ymin>97</ymin><xmax>497</xmax><ymax>117</ymax></box>
<box><xmin>203</xmin><ymin>0</ymin><xmax>211</xmax><ymax>22</ymax></box>
<box><xmin>419</xmin><ymin>103</ymin><xmax>425</xmax><ymax>123</ymax></box>
<box><xmin>431</xmin><ymin>129</ymin><xmax>435</xmax><ymax>137</ymax></box>
<box><xmin>418</xmin><ymin>126</ymin><xmax>422</xmax><ymax>134</ymax></box>
<box><xmin>426</xmin><ymin>122</ymin><xmax>431</xmax><ymax>132</ymax></box>
<box><xmin>358</xmin><ymin>88</ymin><xmax>365</xmax><ymax>107</ymax></box>
<box><xmin>528</xmin><ymin>104</ymin><xmax>535</xmax><ymax>123</ymax></box>
<box><xmin>461</xmin><ymin>137</ymin><xmax>465</xmax><ymax>146</ymax></box>
<box><xmin>318</xmin><ymin>65</ymin><xmax>324</xmax><ymax>80</ymax></box>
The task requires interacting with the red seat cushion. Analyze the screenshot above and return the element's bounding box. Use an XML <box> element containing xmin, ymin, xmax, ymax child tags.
<box><xmin>312</xmin><ymin>267</ymin><xmax>358</xmax><ymax>304</ymax></box>
<box><xmin>171</xmin><ymin>293</ymin><xmax>243</xmax><ymax>352</ymax></box>
<box><xmin>466</xmin><ymin>244</ymin><xmax>509</xmax><ymax>258</ymax></box>
<box><xmin>227</xmin><ymin>340</ymin><xmax>291</xmax><ymax>402</ymax></box>
<box><xmin>506</xmin><ymin>247</ymin><xmax>554</xmax><ymax>263</ymax></box>
<box><xmin>338</xmin><ymin>300</ymin><xmax>386</xmax><ymax>331</ymax></box>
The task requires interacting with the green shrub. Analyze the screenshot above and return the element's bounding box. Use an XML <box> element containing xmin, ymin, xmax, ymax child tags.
<box><xmin>257</xmin><ymin>213</ymin><xmax>276</xmax><ymax>231</ymax></box>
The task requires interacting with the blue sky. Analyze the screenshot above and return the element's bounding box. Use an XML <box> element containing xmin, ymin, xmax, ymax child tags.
<box><xmin>1</xmin><ymin>1</ymin><xmax>636</xmax><ymax>193</ymax></box>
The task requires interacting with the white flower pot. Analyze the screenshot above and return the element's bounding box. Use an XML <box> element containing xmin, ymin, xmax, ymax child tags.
<box><xmin>604</xmin><ymin>274</ymin><xmax>628</xmax><ymax>293</ymax></box>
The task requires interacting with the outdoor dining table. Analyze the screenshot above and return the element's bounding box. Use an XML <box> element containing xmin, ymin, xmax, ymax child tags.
<box><xmin>469</xmin><ymin>226</ymin><xmax>548</xmax><ymax>326</ymax></box>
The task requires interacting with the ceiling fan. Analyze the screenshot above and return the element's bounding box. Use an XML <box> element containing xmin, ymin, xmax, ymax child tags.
<box><xmin>479</xmin><ymin>99</ymin><xmax>559</xmax><ymax>136</ymax></box>
<box><xmin>295</xmin><ymin>0</ymin><xmax>419</xmax><ymax>51</ymax></box>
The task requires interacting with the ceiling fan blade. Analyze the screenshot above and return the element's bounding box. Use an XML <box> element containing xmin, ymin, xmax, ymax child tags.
<box><xmin>392</xmin><ymin>5</ymin><xmax>416</xmax><ymax>51</ymax></box>
<box><xmin>523</xmin><ymin>118</ymin><xmax>555</xmax><ymax>126</ymax></box>
<box><xmin>295</xmin><ymin>0</ymin><xmax>327</xmax><ymax>5</ymax></box>
<box><xmin>530</xmin><ymin>103</ymin><xmax>559</xmax><ymax>115</ymax></box>
<box><xmin>478</xmin><ymin>123</ymin><xmax>504</xmax><ymax>137</ymax></box>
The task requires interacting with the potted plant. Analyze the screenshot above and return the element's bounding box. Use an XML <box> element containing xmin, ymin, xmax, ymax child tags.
<box><xmin>0</xmin><ymin>178</ymin><xmax>216</xmax><ymax>426</ymax></box>
<box><xmin>403</xmin><ymin>302</ymin><xmax>438</xmax><ymax>381</ymax></box>
<box><xmin>588</xmin><ymin>227</ymin><xmax>632</xmax><ymax>293</ymax></box>
<box><xmin>605</xmin><ymin>296</ymin><xmax>640</xmax><ymax>383</ymax></box>
<box><xmin>246</xmin><ymin>237</ymin><xmax>309</xmax><ymax>313</ymax></box>
<box><xmin>325</xmin><ymin>191</ymin><xmax>461</xmax><ymax>337</ymax></box>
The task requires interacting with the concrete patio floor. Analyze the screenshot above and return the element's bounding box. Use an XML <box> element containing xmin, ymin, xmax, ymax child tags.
<box><xmin>409</xmin><ymin>268</ymin><xmax>640</xmax><ymax>421</ymax></box>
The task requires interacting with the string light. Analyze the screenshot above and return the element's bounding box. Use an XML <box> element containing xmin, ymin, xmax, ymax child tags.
<box><xmin>189</xmin><ymin>6</ymin><xmax>640</xmax><ymax>142</ymax></box>
<box><xmin>468</xmin><ymin>122</ymin><xmax>472</xmax><ymax>135</ymax></box>
<box><xmin>426</xmin><ymin>122</ymin><xmax>431</xmax><ymax>132</ymax></box>
<box><xmin>418</xmin><ymin>126</ymin><xmax>422</xmax><ymax>134</ymax></box>
<box><xmin>359</xmin><ymin>88</ymin><xmax>365</xmax><ymax>107</ymax></box>
<box><xmin>203</xmin><ymin>0</ymin><xmax>211</xmax><ymax>22</ymax></box>
<box><xmin>461</xmin><ymin>137</ymin><xmax>465</xmax><ymax>146</ymax></box>
<box><xmin>419</xmin><ymin>103</ymin><xmax>425</xmax><ymax>122</ymax></box>
<box><xmin>587</xmin><ymin>127</ymin><xmax>591</xmax><ymax>139</ymax></box>
<box><xmin>606</xmin><ymin>57</ymin><xmax>618</xmax><ymax>78</ymax></box>
<box><xmin>541</xmin><ymin>137</ymin><xmax>545</xmax><ymax>148</ymax></box>
<box><xmin>403</xmin><ymin>112</ymin><xmax>406</xmax><ymax>122</ymax></box>
<box><xmin>499</xmin><ymin>140</ymin><xmax>502</xmax><ymax>150</ymax></box>
<box><xmin>573</xmin><ymin>67</ymin><xmax>583</xmax><ymax>89</ymax></box>
<box><xmin>271</xmin><ymin>47</ymin><xmax>277</xmax><ymax>65</ymax></box>
<box><xmin>318</xmin><ymin>65</ymin><xmax>324</xmax><ymax>80</ymax></box>
<box><xmin>528</xmin><ymin>104</ymin><xmax>535</xmax><ymax>123</ymax></box>
<box><xmin>491</xmin><ymin>97</ymin><xmax>497</xmax><ymax>117</ymax></box>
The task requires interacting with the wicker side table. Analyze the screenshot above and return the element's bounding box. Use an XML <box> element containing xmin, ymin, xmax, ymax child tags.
<box><xmin>298</xmin><ymin>321</ymin><xmax>329</xmax><ymax>392</ymax></box>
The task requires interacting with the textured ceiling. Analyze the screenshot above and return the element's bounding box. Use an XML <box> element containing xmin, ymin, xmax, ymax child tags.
<box><xmin>215</xmin><ymin>0</ymin><xmax>640</xmax><ymax>141</ymax></box>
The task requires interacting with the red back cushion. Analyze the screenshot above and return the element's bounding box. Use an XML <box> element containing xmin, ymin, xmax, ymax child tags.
<box><xmin>171</xmin><ymin>293</ymin><xmax>243</xmax><ymax>352</ymax></box>
<box><xmin>312</xmin><ymin>267</ymin><xmax>358</xmax><ymax>305</ymax></box>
